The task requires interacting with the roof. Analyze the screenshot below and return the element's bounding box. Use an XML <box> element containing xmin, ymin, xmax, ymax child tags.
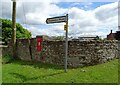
<box><xmin>78</xmin><ymin>35</ymin><xmax>98</xmax><ymax>38</ymax></box>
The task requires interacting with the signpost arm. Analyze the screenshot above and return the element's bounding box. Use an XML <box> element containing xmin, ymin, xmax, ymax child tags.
<box><xmin>65</xmin><ymin>14</ymin><xmax>68</xmax><ymax>72</ymax></box>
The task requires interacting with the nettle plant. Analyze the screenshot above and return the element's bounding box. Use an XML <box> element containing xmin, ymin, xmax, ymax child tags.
<box><xmin>38</xmin><ymin>48</ymin><xmax>47</xmax><ymax>60</ymax></box>
<box><xmin>2</xmin><ymin>54</ymin><xmax>13</xmax><ymax>64</ymax></box>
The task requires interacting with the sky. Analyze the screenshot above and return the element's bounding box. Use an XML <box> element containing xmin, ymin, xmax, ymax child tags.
<box><xmin>1</xmin><ymin>0</ymin><xmax>120</xmax><ymax>38</ymax></box>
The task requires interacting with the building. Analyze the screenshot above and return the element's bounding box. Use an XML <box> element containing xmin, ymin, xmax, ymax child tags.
<box><xmin>107</xmin><ymin>30</ymin><xmax>116</xmax><ymax>40</ymax></box>
<box><xmin>70</xmin><ymin>35</ymin><xmax>99</xmax><ymax>41</ymax></box>
<box><xmin>78</xmin><ymin>35</ymin><xmax>99</xmax><ymax>41</ymax></box>
<box><xmin>115</xmin><ymin>26</ymin><xmax>120</xmax><ymax>40</ymax></box>
<box><xmin>115</xmin><ymin>31</ymin><xmax>120</xmax><ymax>40</ymax></box>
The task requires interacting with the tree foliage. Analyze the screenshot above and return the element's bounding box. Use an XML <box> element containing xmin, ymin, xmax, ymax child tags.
<box><xmin>1</xmin><ymin>18</ymin><xmax>32</xmax><ymax>44</ymax></box>
<box><xmin>51</xmin><ymin>36</ymin><xmax>64</xmax><ymax>40</ymax></box>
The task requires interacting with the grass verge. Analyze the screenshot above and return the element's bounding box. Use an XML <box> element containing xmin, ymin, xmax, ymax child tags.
<box><xmin>2</xmin><ymin>59</ymin><xmax>118</xmax><ymax>83</ymax></box>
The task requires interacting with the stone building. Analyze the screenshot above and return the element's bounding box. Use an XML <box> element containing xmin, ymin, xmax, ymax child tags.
<box><xmin>115</xmin><ymin>31</ymin><xmax>120</xmax><ymax>40</ymax></box>
<box><xmin>78</xmin><ymin>36</ymin><xmax>99</xmax><ymax>41</ymax></box>
<box><xmin>107</xmin><ymin>30</ymin><xmax>116</xmax><ymax>40</ymax></box>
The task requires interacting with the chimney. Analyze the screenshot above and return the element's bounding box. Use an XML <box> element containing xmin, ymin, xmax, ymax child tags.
<box><xmin>111</xmin><ymin>30</ymin><xmax>112</xmax><ymax>33</ymax></box>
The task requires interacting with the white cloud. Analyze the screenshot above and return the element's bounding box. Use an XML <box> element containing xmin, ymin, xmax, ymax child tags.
<box><xmin>94</xmin><ymin>2</ymin><xmax>118</xmax><ymax>22</ymax></box>
<box><xmin>18</xmin><ymin>2</ymin><xmax>67</xmax><ymax>24</ymax></box>
<box><xmin>67</xmin><ymin>2</ymin><xmax>118</xmax><ymax>38</ymax></box>
<box><xmin>28</xmin><ymin>25</ymin><xmax>65</xmax><ymax>37</ymax></box>
<box><xmin>2</xmin><ymin>1</ymin><xmax>67</xmax><ymax>24</ymax></box>
<box><xmin>2</xmin><ymin>1</ymin><xmax>118</xmax><ymax>38</ymax></box>
<box><xmin>1</xmin><ymin>2</ymin><xmax>12</xmax><ymax>18</ymax></box>
<box><xmin>68</xmin><ymin>7</ymin><xmax>100</xmax><ymax>27</ymax></box>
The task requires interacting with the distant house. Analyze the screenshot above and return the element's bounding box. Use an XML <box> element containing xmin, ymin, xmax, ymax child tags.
<box><xmin>72</xmin><ymin>38</ymin><xmax>79</xmax><ymax>41</ymax></box>
<box><xmin>78</xmin><ymin>35</ymin><xmax>99</xmax><ymax>41</ymax></box>
<box><xmin>107</xmin><ymin>30</ymin><xmax>116</xmax><ymax>40</ymax></box>
<box><xmin>115</xmin><ymin>31</ymin><xmax>120</xmax><ymax>40</ymax></box>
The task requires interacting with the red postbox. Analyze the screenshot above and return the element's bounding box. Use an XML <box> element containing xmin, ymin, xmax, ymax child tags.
<box><xmin>37</xmin><ymin>37</ymin><xmax>42</xmax><ymax>52</ymax></box>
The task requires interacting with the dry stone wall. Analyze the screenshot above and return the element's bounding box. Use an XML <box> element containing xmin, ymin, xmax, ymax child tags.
<box><xmin>2</xmin><ymin>37</ymin><xmax>119</xmax><ymax>68</ymax></box>
<box><xmin>16</xmin><ymin>39</ymin><xmax>31</xmax><ymax>61</ymax></box>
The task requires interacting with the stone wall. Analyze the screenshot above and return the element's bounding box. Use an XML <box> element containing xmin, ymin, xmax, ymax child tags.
<box><xmin>16</xmin><ymin>39</ymin><xmax>31</xmax><ymax>61</ymax></box>
<box><xmin>1</xmin><ymin>38</ymin><xmax>119</xmax><ymax>68</ymax></box>
<box><xmin>40</xmin><ymin>40</ymin><xmax>119</xmax><ymax>67</ymax></box>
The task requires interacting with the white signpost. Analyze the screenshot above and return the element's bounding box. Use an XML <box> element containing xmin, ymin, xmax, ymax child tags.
<box><xmin>46</xmin><ymin>14</ymin><xmax>68</xmax><ymax>72</ymax></box>
<box><xmin>46</xmin><ymin>15</ymin><xmax>67</xmax><ymax>24</ymax></box>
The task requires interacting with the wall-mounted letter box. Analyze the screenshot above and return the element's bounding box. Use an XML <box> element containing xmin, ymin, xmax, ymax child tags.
<box><xmin>37</xmin><ymin>37</ymin><xmax>42</xmax><ymax>52</ymax></box>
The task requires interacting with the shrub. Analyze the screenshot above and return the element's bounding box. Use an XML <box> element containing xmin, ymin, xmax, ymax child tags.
<box><xmin>0</xmin><ymin>57</ymin><xmax>2</xmax><ymax>63</ymax></box>
<box><xmin>2</xmin><ymin>54</ymin><xmax>13</xmax><ymax>64</ymax></box>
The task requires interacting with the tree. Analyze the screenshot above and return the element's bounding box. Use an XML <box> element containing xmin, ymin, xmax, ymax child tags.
<box><xmin>1</xmin><ymin>18</ymin><xmax>32</xmax><ymax>44</ymax></box>
<box><xmin>51</xmin><ymin>36</ymin><xmax>64</xmax><ymax>41</ymax></box>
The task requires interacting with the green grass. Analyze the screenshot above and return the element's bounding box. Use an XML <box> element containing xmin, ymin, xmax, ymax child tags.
<box><xmin>2</xmin><ymin>59</ymin><xmax>118</xmax><ymax>83</ymax></box>
<box><xmin>0</xmin><ymin>57</ymin><xmax>2</xmax><ymax>85</ymax></box>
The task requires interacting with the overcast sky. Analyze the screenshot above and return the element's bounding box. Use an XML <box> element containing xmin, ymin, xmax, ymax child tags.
<box><xmin>1</xmin><ymin>0</ymin><xmax>120</xmax><ymax>38</ymax></box>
